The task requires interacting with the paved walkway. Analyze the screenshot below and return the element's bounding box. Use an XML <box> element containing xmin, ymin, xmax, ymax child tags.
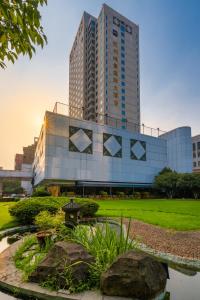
<box><xmin>123</xmin><ymin>219</ymin><xmax>200</xmax><ymax>260</ymax></box>
<box><xmin>0</xmin><ymin>240</ymin><xmax>132</xmax><ymax>300</ymax></box>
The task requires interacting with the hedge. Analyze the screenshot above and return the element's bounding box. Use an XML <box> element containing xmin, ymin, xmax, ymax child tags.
<box><xmin>9</xmin><ymin>197</ymin><xmax>99</xmax><ymax>225</ymax></box>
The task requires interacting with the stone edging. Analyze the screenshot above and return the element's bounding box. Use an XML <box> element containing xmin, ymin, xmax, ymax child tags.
<box><xmin>122</xmin><ymin>224</ymin><xmax>200</xmax><ymax>270</ymax></box>
<box><xmin>0</xmin><ymin>225</ymin><xmax>37</xmax><ymax>240</ymax></box>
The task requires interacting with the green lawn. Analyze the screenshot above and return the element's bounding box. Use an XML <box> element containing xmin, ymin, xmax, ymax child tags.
<box><xmin>96</xmin><ymin>199</ymin><xmax>200</xmax><ymax>231</ymax></box>
<box><xmin>0</xmin><ymin>202</ymin><xmax>18</xmax><ymax>231</ymax></box>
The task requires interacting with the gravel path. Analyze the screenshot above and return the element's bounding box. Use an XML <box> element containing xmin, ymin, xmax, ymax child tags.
<box><xmin>123</xmin><ymin>219</ymin><xmax>200</xmax><ymax>260</ymax></box>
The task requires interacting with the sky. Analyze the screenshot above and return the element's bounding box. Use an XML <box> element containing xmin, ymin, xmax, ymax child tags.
<box><xmin>0</xmin><ymin>0</ymin><xmax>200</xmax><ymax>169</ymax></box>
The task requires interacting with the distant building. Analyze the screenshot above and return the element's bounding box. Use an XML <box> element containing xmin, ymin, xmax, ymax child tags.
<box><xmin>14</xmin><ymin>138</ymin><xmax>38</xmax><ymax>170</ymax></box>
<box><xmin>192</xmin><ymin>135</ymin><xmax>200</xmax><ymax>173</ymax></box>
<box><xmin>14</xmin><ymin>154</ymin><xmax>23</xmax><ymax>170</ymax></box>
<box><xmin>69</xmin><ymin>4</ymin><xmax>140</xmax><ymax>131</ymax></box>
<box><xmin>23</xmin><ymin>138</ymin><xmax>38</xmax><ymax>165</ymax></box>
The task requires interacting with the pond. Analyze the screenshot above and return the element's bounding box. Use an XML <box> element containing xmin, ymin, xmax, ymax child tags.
<box><xmin>0</xmin><ymin>236</ymin><xmax>199</xmax><ymax>300</ymax></box>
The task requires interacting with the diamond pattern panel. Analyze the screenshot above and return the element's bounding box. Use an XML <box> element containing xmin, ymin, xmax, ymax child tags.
<box><xmin>130</xmin><ymin>139</ymin><xmax>146</xmax><ymax>161</ymax></box>
<box><xmin>69</xmin><ymin>126</ymin><xmax>93</xmax><ymax>154</ymax></box>
<box><xmin>103</xmin><ymin>133</ymin><xmax>122</xmax><ymax>158</ymax></box>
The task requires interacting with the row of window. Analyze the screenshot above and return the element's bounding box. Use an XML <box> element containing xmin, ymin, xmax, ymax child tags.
<box><xmin>193</xmin><ymin>161</ymin><xmax>200</xmax><ymax>167</ymax></box>
<box><xmin>193</xmin><ymin>142</ymin><xmax>200</xmax><ymax>151</ymax></box>
<box><xmin>113</xmin><ymin>16</ymin><xmax>133</xmax><ymax>34</ymax></box>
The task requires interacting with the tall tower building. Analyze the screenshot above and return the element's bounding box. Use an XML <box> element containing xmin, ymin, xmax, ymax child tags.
<box><xmin>69</xmin><ymin>4</ymin><xmax>140</xmax><ymax>131</ymax></box>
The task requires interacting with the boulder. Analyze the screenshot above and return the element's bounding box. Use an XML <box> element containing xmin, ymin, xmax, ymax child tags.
<box><xmin>29</xmin><ymin>241</ymin><xmax>94</xmax><ymax>287</ymax></box>
<box><xmin>101</xmin><ymin>250</ymin><xmax>167</xmax><ymax>299</ymax></box>
<box><xmin>7</xmin><ymin>233</ymin><xmax>22</xmax><ymax>244</ymax></box>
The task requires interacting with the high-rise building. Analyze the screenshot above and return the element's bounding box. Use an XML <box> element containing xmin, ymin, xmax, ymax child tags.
<box><xmin>192</xmin><ymin>135</ymin><xmax>200</xmax><ymax>173</ymax></box>
<box><xmin>69</xmin><ymin>4</ymin><xmax>140</xmax><ymax>131</ymax></box>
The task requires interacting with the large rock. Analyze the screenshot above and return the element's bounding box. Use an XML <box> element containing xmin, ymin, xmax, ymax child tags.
<box><xmin>29</xmin><ymin>241</ymin><xmax>94</xmax><ymax>287</ymax></box>
<box><xmin>101</xmin><ymin>250</ymin><xmax>167</xmax><ymax>299</ymax></box>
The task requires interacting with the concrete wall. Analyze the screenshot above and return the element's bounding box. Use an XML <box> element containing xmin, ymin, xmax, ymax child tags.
<box><xmin>33</xmin><ymin>112</ymin><xmax>192</xmax><ymax>186</ymax></box>
<box><xmin>160</xmin><ymin>127</ymin><xmax>192</xmax><ymax>173</ymax></box>
<box><xmin>32</xmin><ymin>111</ymin><xmax>168</xmax><ymax>185</ymax></box>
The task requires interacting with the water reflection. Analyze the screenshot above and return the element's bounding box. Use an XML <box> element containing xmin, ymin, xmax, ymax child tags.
<box><xmin>166</xmin><ymin>267</ymin><xmax>200</xmax><ymax>300</ymax></box>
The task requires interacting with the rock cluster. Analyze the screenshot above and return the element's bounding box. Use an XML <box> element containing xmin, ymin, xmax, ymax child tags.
<box><xmin>101</xmin><ymin>250</ymin><xmax>167</xmax><ymax>299</ymax></box>
<box><xmin>29</xmin><ymin>241</ymin><xmax>94</xmax><ymax>287</ymax></box>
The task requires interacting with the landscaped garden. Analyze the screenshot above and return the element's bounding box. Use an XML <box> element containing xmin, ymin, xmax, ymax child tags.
<box><xmin>2</xmin><ymin>197</ymin><xmax>200</xmax><ymax>231</ymax></box>
<box><xmin>0</xmin><ymin>194</ymin><xmax>200</xmax><ymax>299</ymax></box>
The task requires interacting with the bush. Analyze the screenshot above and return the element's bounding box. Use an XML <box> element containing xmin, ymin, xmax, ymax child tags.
<box><xmin>9</xmin><ymin>199</ymin><xmax>58</xmax><ymax>225</ymax></box>
<box><xmin>99</xmin><ymin>191</ymin><xmax>108</xmax><ymax>196</ymax></box>
<box><xmin>9</xmin><ymin>197</ymin><xmax>99</xmax><ymax>225</ymax></box>
<box><xmin>140</xmin><ymin>192</ymin><xmax>151</xmax><ymax>199</ymax></box>
<box><xmin>116</xmin><ymin>191</ymin><xmax>125</xmax><ymax>197</ymax></box>
<box><xmin>32</xmin><ymin>186</ymin><xmax>51</xmax><ymax>197</ymax></box>
<box><xmin>35</xmin><ymin>210</ymin><xmax>64</xmax><ymax>230</ymax></box>
<box><xmin>133</xmin><ymin>192</ymin><xmax>141</xmax><ymax>199</ymax></box>
<box><xmin>75</xmin><ymin>199</ymin><xmax>99</xmax><ymax>217</ymax></box>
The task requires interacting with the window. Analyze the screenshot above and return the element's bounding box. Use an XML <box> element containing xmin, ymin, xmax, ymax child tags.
<box><xmin>198</xmin><ymin>142</ymin><xmax>200</xmax><ymax>150</ymax></box>
<box><xmin>121</xmin><ymin>67</ymin><xmax>125</xmax><ymax>72</ymax></box>
<box><xmin>121</xmin><ymin>32</ymin><xmax>125</xmax><ymax>37</ymax></box>
<box><xmin>121</xmin><ymin>39</ymin><xmax>125</xmax><ymax>44</ymax></box>
<box><xmin>113</xmin><ymin>63</ymin><xmax>118</xmax><ymax>69</ymax></box>
<box><xmin>121</xmin><ymin>60</ymin><xmax>125</xmax><ymax>65</ymax></box>
<box><xmin>113</xmin><ymin>93</ymin><xmax>118</xmax><ymax>98</ymax></box>
<box><xmin>193</xmin><ymin>152</ymin><xmax>196</xmax><ymax>158</ymax></box>
<box><xmin>122</xmin><ymin>95</ymin><xmax>125</xmax><ymax>101</ymax></box>
<box><xmin>113</xmin><ymin>77</ymin><xmax>118</xmax><ymax>83</ymax></box>
<box><xmin>113</xmin><ymin>16</ymin><xmax>120</xmax><ymax>26</ymax></box>
<box><xmin>121</xmin><ymin>53</ymin><xmax>125</xmax><ymax>58</ymax></box>
<box><xmin>193</xmin><ymin>143</ymin><xmax>196</xmax><ymax>151</ymax></box>
<box><xmin>113</xmin><ymin>56</ymin><xmax>118</xmax><ymax>62</ymax></box>
<box><xmin>193</xmin><ymin>162</ymin><xmax>197</xmax><ymax>167</ymax></box>
<box><xmin>198</xmin><ymin>161</ymin><xmax>200</xmax><ymax>167</ymax></box>
<box><xmin>121</xmin><ymin>46</ymin><xmax>125</xmax><ymax>52</ymax></box>
<box><xmin>113</xmin><ymin>70</ymin><xmax>118</xmax><ymax>76</ymax></box>
<box><xmin>121</xmin><ymin>74</ymin><xmax>125</xmax><ymax>80</ymax></box>
<box><xmin>121</xmin><ymin>88</ymin><xmax>125</xmax><ymax>94</ymax></box>
<box><xmin>120</xmin><ymin>25</ymin><xmax>125</xmax><ymax>32</ymax></box>
<box><xmin>122</xmin><ymin>103</ymin><xmax>125</xmax><ymax>108</ymax></box>
<box><xmin>126</xmin><ymin>25</ymin><xmax>132</xmax><ymax>34</ymax></box>
<box><xmin>113</xmin><ymin>29</ymin><xmax>118</xmax><ymax>37</ymax></box>
<box><xmin>122</xmin><ymin>110</ymin><xmax>126</xmax><ymax>115</ymax></box>
<box><xmin>121</xmin><ymin>82</ymin><xmax>125</xmax><ymax>86</ymax></box>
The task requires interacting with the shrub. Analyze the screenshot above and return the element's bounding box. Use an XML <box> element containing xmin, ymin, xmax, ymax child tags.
<box><xmin>140</xmin><ymin>192</ymin><xmax>151</xmax><ymax>199</ymax></box>
<box><xmin>35</xmin><ymin>210</ymin><xmax>64</xmax><ymax>231</ymax></box>
<box><xmin>32</xmin><ymin>186</ymin><xmax>51</xmax><ymax>197</ymax></box>
<box><xmin>9</xmin><ymin>199</ymin><xmax>58</xmax><ymax>225</ymax></box>
<box><xmin>99</xmin><ymin>191</ymin><xmax>108</xmax><ymax>196</ymax></box>
<box><xmin>116</xmin><ymin>191</ymin><xmax>125</xmax><ymax>197</ymax></box>
<box><xmin>9</xmin><ymin>197</ymin><xmax>99</xmax><ymax>225</ymax></box>
<box><xmin>75</xmin><ymin>199</ymin><xmax>99</xmax><ymax>217</ymax></box>
<box><xmin>133</xmin><ymin>192</ymin><xmax>141</xmax><ymax>199</ymax></box>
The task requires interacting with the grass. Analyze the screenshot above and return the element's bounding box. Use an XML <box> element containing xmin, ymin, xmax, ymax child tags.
<box><xmin>0</xmin><ymin>202</ymin><xmax>18</xmax><ymax>230</ymax></box>
<box><xmin>14</xmin><ymin>234</ymin><xmax>53</xmax><ymax>280</ymax></box>
<box><xmin>96</xmin><ymin>199</ymin><xmax>200</xmax><ymax>231</ymax></box>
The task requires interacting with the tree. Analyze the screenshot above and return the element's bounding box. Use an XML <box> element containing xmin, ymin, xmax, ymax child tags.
<box><xmin>3</xmin><ymin>179</ymin><xmax>24</xmax><ymax>194</ymax></box>
<box><xmin>177</xmin><ymin>173</ymin><xmax>194</xmax><ymax>197</ymax></box>
<box><xmin>0</xmin><ymin>0</ymin><xmax>47</xmax><ymax>68</ymax></box>
<box><xmin>191</xmin><ymin>174</ymin><xmax>200</xmax><ymax>199</ymax></box>
<box><xmin>154</xmin><ymin>171</ymin><xmax>179</xmax><ymax>198</ymax></box>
